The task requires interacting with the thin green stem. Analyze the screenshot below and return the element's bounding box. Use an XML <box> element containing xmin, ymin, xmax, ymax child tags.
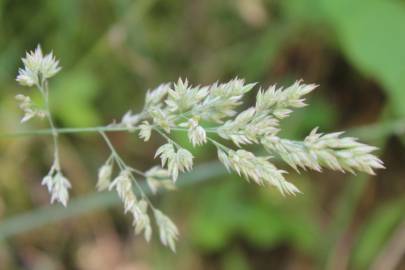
<box><xmin>5</xmin><ymin>117</ymin><xmax>403</xmax><ymax>141</ymax></box>
<box><xmin>127</xmin><ymin>172</ymin><xmax>158</xmax><ymax>211</ymax></box>
<box><xmin>98</xmin><ymin>131</ymin><xmax>145</xmax><ymax>177</ymax></box>
<box><xmin>0</xmin><ymin>126</ymin><xmax>137</xmax><ymax>137</ymax></box>
<box><xmin>153</xmin><ymin>127</ymin><xmax>182</xmax><ymax>149</ymax></box>
<box><xmin>207</xmin><ymin>137</ymin><xmax>232</xmax><ymax>152</ymax></box>
<box><xmin>99</xmin><ymin>131</ymin><xmax>132</xmax><ymax>174</ymax></box>
<box><xmin>0</xmin><ymin>125</ymin><xmax>217</xmax><ymax>138</ymax></box>
<box><xmin>128</xmin><ymin>167</ymin><xmax>146</xmax><ymax>176</ymax></box>
<box><xmin>98</xmin><ymin>131</ymin><xmax>155</xmax><ymax>209</ymax></box>
<box><xmin>37</xmin><ymin>80</ymin><xmax>61</xmax><ymax>170</ymax></box>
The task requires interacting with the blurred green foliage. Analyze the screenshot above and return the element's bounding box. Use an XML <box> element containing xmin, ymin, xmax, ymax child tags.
<box><xmin>190</xmin><ymin>177</ymin><xmax>318</xmax><ymax>252</ymax></box>
<box><xmin>283</xmin><ymin>0</ymin><xmax>405</xmax><ymax>116</ymax></box>
<box><xmin>351</xmin><ymin>197</ymin><xmax>405</xmax><ymax>270</ymax></box>
<box><xmin>0</xmin><ymin>0</ymin><xmax>404</xmax><ymax>269</ymax></box>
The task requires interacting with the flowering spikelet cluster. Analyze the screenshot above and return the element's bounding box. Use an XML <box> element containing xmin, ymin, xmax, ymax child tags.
<box><xmin>108</xmin><ymin>169</ymin><xmax>152</xmax><ymax>241</ymax></box>
<box><xmin>217</xmin><ymin>107</ymin><xmax>278</xmax><ymax>146</ymax></box>
<box><xmin>155</xmin><ymin>143</ymin><xmax>194</xmax><ymax>182</ymax></box>
<box><xmin>16</xmin><ymin>45</ymin><xmax>60</xmax><ymax>87</ymax></box>
<box><xmin>261</xmin><ymin>128</ymin><xmax>384</xmax><ymax>174</ymax></box>
<box><xmin>182</xmin><ymin>118</ymin><xmax>207</xmax><ymax>146</ymax></box>
<box><xmin>96</xmin><ymin>158</ymin><xmax>113</xmax><ymax>191</ymax></box>
<box><xmin>217</xmin><ymin>149</ymin><xmax>298</xmax><ymax>195</ymax></box>
<box><xmin>145</xmin><ymin>166</ymin><xmax>175</xmax><ymax>194</ymax></box>
<box><xmin>16</xmin><ymin>45</ymin><xmax>71</xmax><ymax>207</ymax></box>
<box><xmin>42</xmin><ymin>163</ymin><xmax>71</xmax><ymax>207</ymax></box>
<box><xmin>16</xmin><ymin>46</ymin><xmax>384</xmax><ymax>252</ymax></box>
<box><xmin>255</xmin><ymin>81</ymin><xmax>315</xmax><ymax>118</ymax></box>
<box><xmin>154</xmin><ymin>209</ymin><xmax>179</xmax><ymax>252</ymax></box>
<box><xmin>15</xmin><ymin>94</ymin><xmax>46</xmax><ymax>123</ymax></box>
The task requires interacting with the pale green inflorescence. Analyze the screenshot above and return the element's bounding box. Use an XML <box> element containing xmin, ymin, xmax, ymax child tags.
<box><xmin>16</xmin><ymin>45</ymin><xmax>384</xmax><ymax>252</ymax></box>
<box><xmin>15</xmin><ymin>45</ymin><xmax>71</xmax><ymax>207</ymax></box>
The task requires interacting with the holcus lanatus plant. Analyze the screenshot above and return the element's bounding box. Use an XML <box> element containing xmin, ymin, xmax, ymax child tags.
<box><xmin>15</xmin><ymin>45</ymin><xmax>384</xmax><ymax>252</ymax></box>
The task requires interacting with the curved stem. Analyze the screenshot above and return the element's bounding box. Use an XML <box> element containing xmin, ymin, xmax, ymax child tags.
<box><xmin>98</xmin><ymin>131</ymin><xmax>155</xmax><ymax>209</ymax></box>
<box><xmin>153</xmin><ymin>127</ymin><xmax>183</xmax><ymax>149</ymax></box>
<box><xmin>38</xmin><ymin>81</ymin><xmax>61</xmax><ymax>170</ymax></box>
<box><xmin>98</xmin><ymin>131</ymin><xmax>144</xmax><ymax>176</ymax></box>
<box><xmin>207</xmin><ymin>137</ymin><xmax>232</xmax><ymax>152</ymax></box>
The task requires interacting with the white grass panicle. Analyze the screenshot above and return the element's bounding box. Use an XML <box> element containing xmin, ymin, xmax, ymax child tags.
<box><xmin>16</xmin><ymin>45</ymin><xmax>384</xmax><ymax>251</ymax></box>
<box><xmin>16</xmin><ymin>45</ymin><xmax>71</xmax><ymax>207</ymax></box>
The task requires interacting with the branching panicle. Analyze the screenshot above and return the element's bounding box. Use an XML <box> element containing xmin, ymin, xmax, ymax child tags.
<box><xmin>16</xmin><ymin>45</ymin><xmax>384</xmax><ymax>252</ymax></box>
<box><xmin>16</xmin><ymin>45</ymin><xmax>70</xmax><ymax>207</ymax></box>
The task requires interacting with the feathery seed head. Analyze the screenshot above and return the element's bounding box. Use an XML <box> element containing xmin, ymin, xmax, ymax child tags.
<box><xmin>97</xmin><ymin>160</ymin><xmax>113</xmax><ymax>191</ymax></box>
<box><xmin>139</xmin><ymin>121</ymin><xmax>152</xmax><ymax>141</ymax></box>
<box><xmin>42</xmin><ymin>171</ymin><xmax>71</xmax><ymax>207</ymax></box>
<box><xmin>16</xmin><ymin>45</ymin><xmax>61</xmax><ymax>87</ymax></box>
<box><xmin>154</xmin><ymin>209</ymin><xmax>179</xmax><ymax>252</ymax></box>
<box><xmin>145</xmin><ymin>166</ymin><xmax>175</xmax><ymax>194</ymax></box>
<box><xmin>15</xmin><ymin>94</ymin><xmax>46</xmax><ymax>123</ymax></box>
<box><xmin>145</xmin><ymin>83</ymin><xmax>170</xmax><ymax>109</ymax></box>
<box><xmin>155</xmin><ymin>143</ymin><xmax>193</xmax><ymax>182</ymax></box>
<box><xmin>184</xmin><ymin>118</ymin><xmax>207</xmax><ymax>146</ymax></box>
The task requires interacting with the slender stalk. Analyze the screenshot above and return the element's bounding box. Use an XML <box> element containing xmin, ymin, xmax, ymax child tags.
<box><xmin>207</xmin><ymin>137</ymin><xmax>232</xmax><ymax>152</ymax></box>
<box><xmin>0</xmin><ymin>125</ymin><xmax>219</xmax><ymax>138</ymax></box>
<box><xmin>0</xmin><ymin>126</ymin><xmax>136</xmax><ymax>137</ymax></box>
<box><xmin>37</xmin><ymin>80</ymin><xmax>61</xmax><ymax>170</ymax></box>
<box><xmin>2</xmin><ymin>119</ymin><xmax>404</xmax><ymax>140</ymax></box>
<box><xmin>153</xmin><ymin>127</ymin><xmax>183</xmax><ymax>149</ymax></box>
<box><xmin>98</xmin><ymin>131</ymin><xmax>145</xmax><ymax>177</ymax></box>
<box><xmin>98</xmin><ymin>131</ymin><xmax>156</xmax><ymax>209</ymax></box>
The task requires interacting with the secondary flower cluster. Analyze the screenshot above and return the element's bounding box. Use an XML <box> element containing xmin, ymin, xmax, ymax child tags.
<box><xmin>16</xmin><ymin>45</ymin><xmax>71</xmax><ymax>207</ymax></box>
<box><xmin>42</xmin><ymin>161</ymin><xmax>71</xmax><ymax>207</ymax></box>
<box><xmin>16</xmin><ymin>45</ymin><xmax>60</xmax><ymax>87</ymax></box>
<box><xmin>16</xmin><ymin>45</ymin><xmax>384</xmax><ymax>252</ymax></box>
<box><xmin>95</xmin><ymin>147</ymin><xmax>177</xmax><ymax>251</ymax></box>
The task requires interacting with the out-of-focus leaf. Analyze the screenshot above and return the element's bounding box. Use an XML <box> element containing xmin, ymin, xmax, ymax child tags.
<box><xmin>189</xmin><ymin>179</ymin><xmax>240</xmax><ymax>251</ymax></box>
<box><xmin>321</xmin><ymin>0</ymin><xmax>405</xmax><ymax>116</ymax></box>
<box><xmin>280</xmin><ymin>0</ymin><xmax>326</xmax><ymax>24</ymax></box>
<box><xmin>52</xmin><ymin>69</ymin><xmax>101</xmax><ymax>127</ymax></box>
<box><xmin>222</xmin><ymin>248</ymin><xmax>250</xmax><ymax>270</ymax></box>
<box><xmin>281</xmin><ymin>96</ymin><xmax>337</xmax><ymax>138</ymax></box>
<box><xmin>190</xmin><ymin>176</ymin><xmax>319</xmax><ymax>252</ymax></box>
<box><xmin>240</xmin><ymin>25</ymin><xmax>291</xmax><ymax>80</ymax></box>
<box><xmin>350</xmin><ymin>198</ymin><xmax>405</xmax><ymax>270</ymax></box>
<box><xmin>282</xmin><ymin>0</ymin><xmax>405</xmax><ymax>116</ymax></box>
<box><xmin>0</xmin><ymin>43</ymin><xmax>21</xmax><ymax>84</ymax></box>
